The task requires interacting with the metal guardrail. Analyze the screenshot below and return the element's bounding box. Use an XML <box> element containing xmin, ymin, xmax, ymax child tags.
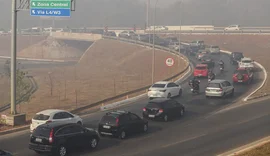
<box><xmin>71</xmin><ymin>36</ymin><xmax>190</xmax><ymax>114</ymax></box>
<box><xmin>145</xmin><ymin>30</ymin><xmax>270</xmax><ymax>34</ymax></box>
<box><xmin>0</xmin><ymin>76</ymin><xmax>38</xmax><ymax>112</ymax></box>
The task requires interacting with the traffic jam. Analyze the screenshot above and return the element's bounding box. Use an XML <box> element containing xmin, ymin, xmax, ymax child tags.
<box><xmin>8</xmin><ymin>34</ymin><xmax>255</xmax><ymax>156</ymax></box>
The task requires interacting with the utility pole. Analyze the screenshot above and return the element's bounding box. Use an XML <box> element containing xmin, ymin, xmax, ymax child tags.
<box><xmin>10</xmin><ymin>0</ymin><xmax>17</xmax><ymax>115</ymax></box>
<box><xmin>146</xmin><ymin>0</ymin><xmax>150</xmax><ymax>28</ymax></box>
<box><xmin>152</xmin><ymin>0</ymin><xmax>158</xmax><ymax>84</ymax></box>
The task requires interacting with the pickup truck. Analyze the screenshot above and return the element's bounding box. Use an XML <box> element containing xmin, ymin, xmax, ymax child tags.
<box><xmin>232</xmin><ymin>67</ymin><xmax>254</xmax><ymax>84</ymax></box>
<box><xmin>238</xmin><ymin>57</ymin><xmax>255</xmax><ymax>71</ymax></box>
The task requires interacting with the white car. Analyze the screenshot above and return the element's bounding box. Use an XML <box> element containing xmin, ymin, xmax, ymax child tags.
<box><xmin>118</xmin><ymin>31</ymin><xmax>136</xmax><ymax>38</ymax></box>
<box><xmin>209</xmin><ymin>45</ymin><xmax>220</xmax><ymax>54</ymax></box>
<box><xmin>238</xmin><ymin>57</ymin><xmax>255</xmax><ymax>70</ymax></box>
<box><xmin>30</xmin><ymin>109</ymin><xmax>83</xmax><ymax>133</ymax></box>
<box><xmin>146</xmin><ymin>26</ymin><xmax>168</xmax><ymax>31</ymax></box>
<box><xmin>224</xmin><ymin>25</ymin><xmax>241</xmax><ymax>31</ymax></box>
<box><xmin>205</xmin><ymin>79</ymin><xmax>234</xmax><ymax>98</ymax></box>
<box><xmin>148</xmin><ymin>81</ymin><xmax>182</xmax><ymax>99</ymax></box>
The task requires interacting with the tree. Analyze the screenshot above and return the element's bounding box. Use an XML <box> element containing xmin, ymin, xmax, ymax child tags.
<box><xmin>3</xmin><ymin>60</ymin><xmax>31</xmax><ymax>101</ymax></box>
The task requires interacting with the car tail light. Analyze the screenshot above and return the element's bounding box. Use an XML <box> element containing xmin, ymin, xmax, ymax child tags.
<box><xmin>49</xmin><ymin>128</ymin><xmax>54</xmax><ymax>144</ymax></box>
<box><xmin>46</xmin><ymin>120</ymin><xmax>52</xmax><ymax>124</ymax></box>
<box><xmin>160</xmin><ymin>90</ymin><xmax>166</xmax><ymax>92</ymax></box>
<box><xmin>218</xmin><ymin>88</ymin><xmax>223</xmax><ymax>92</ymax></box>
<box><xmin>116</xmin><ymin>118</ymin><xmax>119</xmax><ymax>127</ymax></box>
<box><xmin>143</xmin><ymin>108</ymin><xmax>146</xmax><ymax>111</ymax></box>
<box><xmin>159</xmin><ymin>109</ymin><xmax>164</xmax><ymax>113</ymax></box>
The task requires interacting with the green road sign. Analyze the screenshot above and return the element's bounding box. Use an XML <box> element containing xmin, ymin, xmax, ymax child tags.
<box><xmin>30</xmin><ymin>0</ymin><xmax>71</xmax><ymax>9</ymax></box>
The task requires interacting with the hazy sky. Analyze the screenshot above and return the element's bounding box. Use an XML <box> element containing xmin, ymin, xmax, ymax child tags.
<box><xmin>1</xmin><ymin>0</ymin><xmax>270</xmax><ymax>29</ymax></box>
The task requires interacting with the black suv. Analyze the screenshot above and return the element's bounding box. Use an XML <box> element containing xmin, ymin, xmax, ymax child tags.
<box><xmin>230</xmin><ymin>52</ymin><xmax>244</xmax><ymax>65</ymax></box>
<box><xmin>98</xmin><ymin>110</ymin><xmax>148</xmax><ymax>139</ymax></box>
<box><xmin>29</xmin><ymin>123</ymin><xmax>100</xmax><ymax>156</ymax></box>
<box><xmin>0</xmin><ymin>150</ymin><xmax>12</xmax><ymax>156</ymax></box>
<box><xmin>143</xmin><ymin>98</ymin><xmax>185</xmax><ymax>122</ymax></box>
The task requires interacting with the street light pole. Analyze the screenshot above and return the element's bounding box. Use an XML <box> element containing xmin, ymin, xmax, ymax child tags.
<box><xmin>11</xmin><ymin>0</ymin><xmax>17</xmax><ymax>115</ymax></box>
<box><xmin>178</xmin><ymin>1</ymin><xmax>182</xmax><ymax>55</ymax></box>
<box><xmin>152</xmin><ymin>0</ymin><xmax>159</xmax><ymax>84</ymax></box>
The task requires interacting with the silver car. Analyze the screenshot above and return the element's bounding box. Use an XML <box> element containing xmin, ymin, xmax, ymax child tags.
<box><xmin>205</xmin><ymin>79</ymin><xmax>234</xmax><ymax>98</ymax></box>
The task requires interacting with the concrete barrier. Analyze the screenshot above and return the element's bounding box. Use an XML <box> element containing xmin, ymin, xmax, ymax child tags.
<box><xmin>50</xmin><ymin>32</ymin><xmax>102</xmax><ymax>41</ymax></box>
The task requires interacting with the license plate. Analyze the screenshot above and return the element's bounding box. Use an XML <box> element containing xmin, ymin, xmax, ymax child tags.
<box><xmin>35</xmin><ymin>138</ymin><xmax>42</xmax><ymax>143</ymax></box>
<box><xmin>198</xmin><ymin>74</ymin><xmax>202</xmax><ymax>76</ymax></box>
<box><xmin>103</xmin><ymin>125</ymin><xmax>111</xmax><ymax>129</ymax></box>
<box><xmin>148</xmin><ymin>115</ymin><xmax>155</xmax><ymax>118</ymax></box>
<box><xmin>238</xmin><ymin>80</ymin><xmax>243</xmax><ymax>82</ymax></box>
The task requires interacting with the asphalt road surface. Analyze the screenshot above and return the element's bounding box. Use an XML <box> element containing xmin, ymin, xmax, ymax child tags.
<box><xmin>0</xmin><ymin>53</ymin><xmax>262</xmax><ymax>156</ymax></box>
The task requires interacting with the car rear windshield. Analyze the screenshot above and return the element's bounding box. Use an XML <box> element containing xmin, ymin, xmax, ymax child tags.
<box><xmin>33</xmin><ymin>126</ymin><xmax>51</xmax><ymax>137</ymax></box>
<box><xmin>208</xmin><ymin>83</ymin><xmax>221</xmax><ymax>88</ymax></box>
<box><xmin>33</xmin><ymin>114</ymin><xmax>50</xmax><ymax>120</ymax></box>
<box><xmin>242</xmin><ymin>60</ymin><xmax>252</xmax><ymax>63</ymax></box>
<box><xmin>146</xmin><ymin>103</ymin><xmax>162</xmax><ymax>108</ymax></box>
<box><xmin>152</xmin><ymin>84</ymin><xmax>166</xmax><ymax>88</ymax></box>
<box><xmin>196</xmin><ymin>66</ymin><xmax>206</xmax><ymax>70</ymax></box>
<box><xmin>234</xmin><ymin>70</ymin><xmax>248</xmax><ymax>74</ymax></box>
<box><xmin>100</xmin><ymin>115</ymin><xmax>118</xmax><ymax>124</ymax></box>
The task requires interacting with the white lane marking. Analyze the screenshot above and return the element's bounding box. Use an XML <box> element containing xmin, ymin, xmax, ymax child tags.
<box><xmin>161</xmin><ymin>133</ymin><xmax>207</xmax><ymax>148</ymax></box>
<box><xmin>78</xmin><ymin>41</ymin><xmax>96</xmax><ymax>63</ymax></box>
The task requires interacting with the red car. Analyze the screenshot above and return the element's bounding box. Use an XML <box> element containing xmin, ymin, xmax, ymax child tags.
<box><xmin>193</xmin><ymin>64</ymin><xmax>208</xmax><ymax>77</ymax></box>
<box><xmin>232</xmin><ymin>67</ymin><xmax>254</xmax><ymax>84</ymax></box>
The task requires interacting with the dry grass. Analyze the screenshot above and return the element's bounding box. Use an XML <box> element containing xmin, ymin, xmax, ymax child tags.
<box><xmin>0</xmin><ymin>36</ymin><xmax>46</xmax><ymax>56</ymax></box>
<box><xmin>237</xmin><ymin>142</ymin><xmax>270</xmax><ymax>156</ymax></box>
<box><xmin>170</xmin><ymin>34</ymin><xmax>270</xmax><ymax>98</ymax></box>
<box><xmin>12</xmin><ymin>39</ymin><xmax>188</xmax><ymax>120</ymax></box>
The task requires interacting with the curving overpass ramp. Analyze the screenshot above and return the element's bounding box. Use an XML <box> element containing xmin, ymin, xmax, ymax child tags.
<box><xmin>0</xmin><ymin>48</ymin><xmax>263</xmax><ymax>156</ymax></box>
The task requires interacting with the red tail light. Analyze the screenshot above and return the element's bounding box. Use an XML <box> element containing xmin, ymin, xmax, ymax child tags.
<box><xmin>49</xmin><ymin>128</ymin><xmax>54</xmax><ymax>144</ymax></box>
<box><xmin>46</xmin><ymin>120</ymin><xmax>52</xmax><ymax>124</ymax></box>
<box><xmin>159</xmin><ymin>109</ymin><xmax>164</xmax><ymax>113</ymax></box>
<box><xmin>116</xmin><ymin>118</ymin><xmax>119</xmax><ymax>126</ymax></box>
<box><xmin>143</xmin><ymin>108</ymin><xmax>146</xmax><ymax>111</ymax></box>
<box><xmin>218</xmin><ymin>88</ymin><xmax>223</xmax><ymax>91</ymax></box>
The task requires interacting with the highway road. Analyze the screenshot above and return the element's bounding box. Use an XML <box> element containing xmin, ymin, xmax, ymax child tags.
<box><xmin>0</xmin><ymin>52</ymin><xmax>262</xmax><ymax>156</ymax></box>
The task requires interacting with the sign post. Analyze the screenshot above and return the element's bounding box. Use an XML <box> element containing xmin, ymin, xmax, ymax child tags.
<box><xmin>30</xmin><ymin>0</ymin><xmax>71</xmax><ymax>17</ymax></box>
<box><xmin>165</xmin><ymin>57</ymin><xmax>175</xmax><ymax>67</ymax></box>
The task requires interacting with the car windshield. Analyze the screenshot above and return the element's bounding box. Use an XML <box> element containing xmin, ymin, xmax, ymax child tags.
<box><xmin>196</xmin><ymin>66</ymin><xmax>207</xmax><ymax>70</ymax></box>
<box><xmin>234</xmin><ymin>70</ymin><xmax>248</xmax><ymax>74</ymax></box>
<box><xmin>152</xmin><ymin>84</ymin><xmax>166</xmax><ymax>88</ymax></box>
<box><xmin>242</xmin><ymin>60</ymin><xmax>252</xmax><ymax>63</ymax></box>
<box><xmin>208</xmin><ymin>83</ymin><xmax>221</xmax><ymax>88</ymax></box>
<box><xmin>33</xmin><ymin>126</ymin><xmax>51</xmax><ymax>137</ymax></box>
<box><xmin>33</xmin><ymin>114</ymin><xmax>50</xmax><ymax>120</ymax></box>
<box><xmin>100</xmin><ymin>115</ymin><xmax>117</xmax><ymax>124</ymax></box>
<box><xmin>146</xmin><ymin>103</ymin><xmax>162</xmax><ymax>108</ymax></box>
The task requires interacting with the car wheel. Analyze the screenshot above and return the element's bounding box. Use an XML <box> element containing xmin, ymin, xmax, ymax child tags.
<box><xmin>57</xmin><ymin>145</ymin><xmax>67</xmax><ymax>156</ymax></box>
<box><xmin>35</xmin><ymin>151</ymin><xmax>43</xmax><ymax>154</ymax></box>
<box><xmin>90</xmin><ymin>137</ymin><xmax>99</xmax><ymax>149</ymax></box>
<box><xmin>119</xmin><ymin>130</ymin><xmax>126</xmax><ymax>139</ymax></box>
<box><xmin>178</xmin><ymin>89</ymin><xmax>182</xmax><ymax>97</ymax></box>
<box><xmin>164</xmin><ymin>115</ymin><xmax>169</xmax><ymax>122</ymax></box>
<box><xmin>231</xmin><ymin>89</ymin><xmax>235</xmax><ymax>97</ymax></box>
<box><xmin>180</xmin><ymin>108</ymin><xmax>184</xmax><ymax>117</ymax></box>
<box><xmin>143</xmin><ymin>124</ymin><xmax>148</xmax><ymax>132</ymax></box>
<box><xmin>167</xmin><ymin>93</ymin><xmax>171</xmax><ymax>98</ymax></box>
<box><xmin>221</xmin><ymin>92</ymin><xmax>226</xmax><ymax>98</ymax></box>
<box><xmin>77</xmin><ymin>121</ymin><xmax>82</xmax><ymax>125</ymax></box>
